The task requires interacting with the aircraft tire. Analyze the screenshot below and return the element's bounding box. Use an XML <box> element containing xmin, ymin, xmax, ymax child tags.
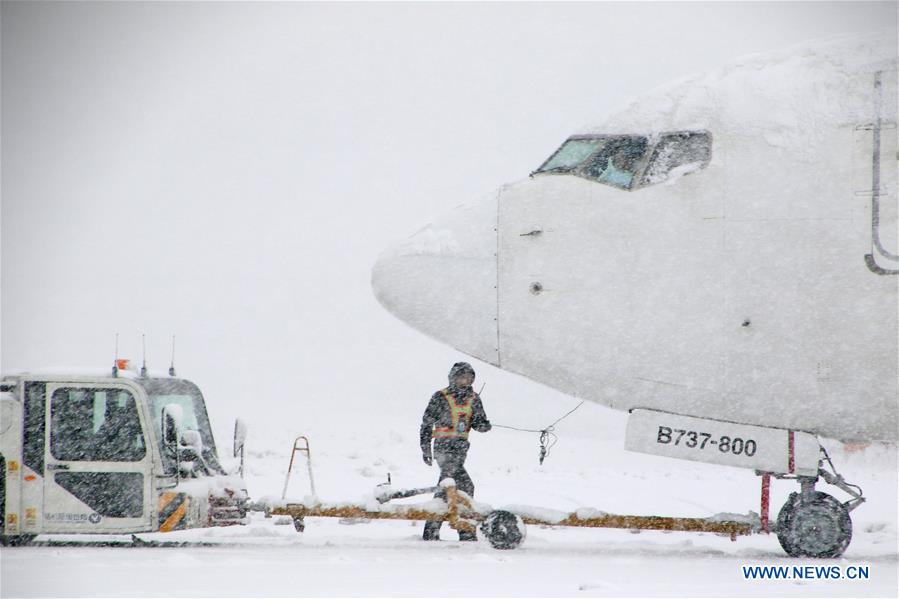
<box><xmin>480</xmin><ymin>510</ymin><xmax>526</xmax><ymax>550</ymax></box>
<box><xmin>775</xmin><ymin>491</ymin><xmax>852</xmax><ymax>558</ymax></box>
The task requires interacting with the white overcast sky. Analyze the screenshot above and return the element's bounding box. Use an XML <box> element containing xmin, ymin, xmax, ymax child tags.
<box><xmin>2</xmin><ymin>2</ymin><xmax>895</xmax><ymax>436</ymax></box>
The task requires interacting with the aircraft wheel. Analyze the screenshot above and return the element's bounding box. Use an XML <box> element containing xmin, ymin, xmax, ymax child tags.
<box><xmin>480</xmin><ymin>510</ymin><xmax>526</xmax><ymax>550</ymax></box>
<box><xmin>776</xmin><ymin>491</ymin><xmax>852</xmax><ymax>558</ymax></box>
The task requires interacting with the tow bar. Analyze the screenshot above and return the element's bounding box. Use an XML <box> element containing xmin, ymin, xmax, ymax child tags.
<box><xmin>267</xmin><ymin>480</ymin><xmax>752</xmax><ymax>549</ymax></box>
<box><xmin>266</xmin><ymin>436</ymin><xmax>753</xmax><ymax>549</ymax></box>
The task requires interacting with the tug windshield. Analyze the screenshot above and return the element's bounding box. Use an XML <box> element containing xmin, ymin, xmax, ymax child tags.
<box><xmin>534</xmin><ymin>132</ymin><xmax>711</xmax><ymax>190</ymax></box>
<box><xmin>139</xmin><ymin>378</ymin><xmax>223</xmax><ymax>475</ymax></box>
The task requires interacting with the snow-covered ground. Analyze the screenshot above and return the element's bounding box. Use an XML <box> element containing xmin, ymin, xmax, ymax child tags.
<box><xmin>2</xmin><ymin>4</ymin><xmax>897</xmax><ymax>598</ymax></box>
<box><xmin>3</xmin><ymin>403</ymin><xmax>896</xmax><ymax>597</ymax></box>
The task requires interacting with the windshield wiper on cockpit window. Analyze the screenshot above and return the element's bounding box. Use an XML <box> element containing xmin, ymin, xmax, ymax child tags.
<box><xmin>530</xmin><ymin>165</ymin><xmax>574</xmax><ymax>177</ymax></box>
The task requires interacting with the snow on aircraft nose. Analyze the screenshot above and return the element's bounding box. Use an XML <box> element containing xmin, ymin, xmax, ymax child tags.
<box><xmin>371</xmin><ymin>194</ymin><xmax>499</xmax><ymax>366</ymax></box>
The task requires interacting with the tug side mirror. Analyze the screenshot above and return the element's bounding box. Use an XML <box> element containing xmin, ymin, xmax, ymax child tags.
<box><xmin>162</xmin><ymin>404</ymin><xmax>183</xmax><ymax>447</ymax></box>
<box><xmin>161</xmin><ymin>403</ymin><xmax>184</xmax><ymax>483</ymax></box>
<box><xmin>233</xmin><ymin>418</ymin><xmax>248</xmax><ymax>458</ymax></box>
<box><xmin>233</xmin><ymin>418</ymin><xmax>248</xmax><ymax>477</ymax></box>
<box><xmin>181</xmin><ymin>429</ymin><xmax>203</xmax><ymax>451</ymax></box>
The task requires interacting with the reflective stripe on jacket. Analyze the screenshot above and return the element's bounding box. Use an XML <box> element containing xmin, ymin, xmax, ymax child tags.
<box><xmin>432</xmin><ymin>388</ymin><xmax>473</xmax><ymax>439</ymax></box>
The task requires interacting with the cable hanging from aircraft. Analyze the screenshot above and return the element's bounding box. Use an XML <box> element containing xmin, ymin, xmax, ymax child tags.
<box><xmin>490</xmin><ymin>399</ymin><xmax>586</xmax><ymax>465</ymax></box>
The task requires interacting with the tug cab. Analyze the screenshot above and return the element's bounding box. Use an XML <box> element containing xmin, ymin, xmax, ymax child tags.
<box><xmin>0</xmin><ymin>366</ymin><xmax>248</xmax><ymax>545</ymax></box>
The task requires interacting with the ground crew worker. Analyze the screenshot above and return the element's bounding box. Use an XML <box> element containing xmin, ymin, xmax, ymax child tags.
<box><xmin>420</xmin><ymin>361</ymin><xmax>491</xmax><ymax>541</ymax></box>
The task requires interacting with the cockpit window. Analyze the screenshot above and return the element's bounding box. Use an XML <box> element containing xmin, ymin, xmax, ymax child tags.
<box><xmin>641</xmin><ymin>132</ymin><xmax>711</xmax><ymax>186</ymax></box>
<box><xmin>580</xmin><ymin>137</ymin><xmax>648</xmax><ymax>189</ymax></box>
<box><xmin>538</xmin><ymin>138</ymin><xmax>606</xmax><ymax>172</ymax></box>
<box><xmin>533</xmin><ymin>131</ymin><xmax>711</xmax><ymax>191</ymax></box>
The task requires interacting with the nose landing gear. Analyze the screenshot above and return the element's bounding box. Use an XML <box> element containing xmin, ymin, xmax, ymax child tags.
<box><xmin>771</xmin><ymin>446</ymin><xmax>865</xmax><ymax>558</ymax></box>
<box><xmin>776</xmin><ymin>489</ymin><xmax>853</xmax><ymax>558</ymax></box>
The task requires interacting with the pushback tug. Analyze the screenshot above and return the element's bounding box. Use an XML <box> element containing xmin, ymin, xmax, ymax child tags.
<box><xmin>0</xmin><ymin>360</ymin><xmax>249</xmax><ymax>546</ymax></box>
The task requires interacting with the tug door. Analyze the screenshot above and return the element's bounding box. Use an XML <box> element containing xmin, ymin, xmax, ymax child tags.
<box><xmin>42</xmin><ymin>383</ymin><xmax>153</xmax><ymax>533</ymax></box>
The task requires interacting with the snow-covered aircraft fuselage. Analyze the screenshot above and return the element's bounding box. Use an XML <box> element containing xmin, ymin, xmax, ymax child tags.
<box><xmin>372</xmin><ymin>32</ymin><xmax>897</xmax><ymax>558</ymax></box>
<box><xmin>373</xmin><ymin>33</ymin><xmax>898</xmax><ymax>444</ymax></box>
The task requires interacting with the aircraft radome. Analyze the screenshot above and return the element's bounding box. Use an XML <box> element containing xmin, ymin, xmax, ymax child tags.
<box><xmin>372</xmin><ymin>32</ymin><xmax>897</xmax><ymax>558</ymax></box>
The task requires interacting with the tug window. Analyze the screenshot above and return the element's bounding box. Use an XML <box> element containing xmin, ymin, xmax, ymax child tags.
<box><xmin>641</xmin><ymin>132</ymin><xmax>711</xmax><ymax>186</ymax></box>
<box><xmin>54</xmin><ymin>472</ymin><xmax>144</xmax><ymax>517</ymax></box>
<box><xmin>50</xmin><ymin>388</ymin><xmax>146</xmax><ymax>462</ymax></box>
<box><xmin>140</xmin><ymin>377</ymin><xmax>222</xmax><ymax>474</ymax></box>
<box><xmin>23</xmin><ymin>383</ymin><xmax>46</xmax><ymax>474</ymax></box>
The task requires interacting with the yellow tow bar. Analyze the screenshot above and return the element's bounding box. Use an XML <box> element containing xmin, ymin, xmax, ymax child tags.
<box><xmin>268</xmin><ymin>436</ymin><xmax>751</xmax><ymax>548</ymax></box>
<box><xmin>269</xmin><ymin>482</ymin><xmax>751</xmax><ymax>548</ymax></box>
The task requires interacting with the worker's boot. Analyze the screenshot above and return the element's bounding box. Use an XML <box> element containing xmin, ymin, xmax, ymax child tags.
<box><xmin>458</xmin><ymin>530</ymin><xmax>477</xmax><ymax>542</ymax></box>
<box><xmin>422</xmin><ymin>520</ymin><xmax>441</xmax><ymax>541</ymax></box>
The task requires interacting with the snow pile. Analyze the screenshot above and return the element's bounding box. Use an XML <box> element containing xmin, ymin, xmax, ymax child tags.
<box><xmin>575</xmin><ymin>507</ymin><xmax>609</xmax><ymax>520</ymax></box>
<box><xmin>501</xmin><ymin>504</ymin><xmax>572</xmax><ymax>524</ymax></box>
<box><xmin>707</xmin><ymin>511</ymin><xmax>761</xmax><ymax>526</ymax></box>
<box><xmin>173</xmin><ymin>474</ymin><xmax>248</xmax><ymax>500</ymax></box>
<box><xmin>583</xmin><ymin>31</ymin><xmax>896</xmax><ymax>164</ymax></box>
<box><xmin>659</xmin><ymin>161</ymin><xmax>704</xmax><ymax>186</ymax></box>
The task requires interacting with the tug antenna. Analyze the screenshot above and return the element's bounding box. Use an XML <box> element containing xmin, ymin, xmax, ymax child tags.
<box><xmin>112</xmin><ymin>333</ymin><xmax>120</xmax><ymax>377</ymax></box>
<box><xmin>169</xmin><ymin>335</ymin><xmax>177</xmax><ymax>377</ymax></box>
<box><xmin>140</xmin><ymin>334</ymin><xmax>148</xmax><ymax>378</ymax></box>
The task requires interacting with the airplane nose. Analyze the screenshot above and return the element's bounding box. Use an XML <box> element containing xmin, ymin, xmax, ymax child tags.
<box><xmin>372</xmin><ymin>194</ymin><xmax>499</xmax><ymax>366</ymax></box>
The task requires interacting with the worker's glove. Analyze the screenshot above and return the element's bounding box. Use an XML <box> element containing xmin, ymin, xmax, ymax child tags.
<box><xmin>422</xmin><ymin>449</ymin><xmax>433</xmax><ymax>466</ymax></box>
<box><xmin>474</xmin><ymin>419</ymin><xmax>492</xmax><ymax>433</ymax></box>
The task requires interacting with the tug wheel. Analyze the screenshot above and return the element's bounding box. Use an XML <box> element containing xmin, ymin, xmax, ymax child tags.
<box><xmin>0</xmin><ymin>534</ymin><xmax>36</xmax><ymax>547</ymax></box>
<box><xmin>776</xmin><ymin>491</ymin><xmax>852</xmax><ymax>558</ymax></box>
<box><xmin>480</xmin><ymin>510</ymin><xmax>526</xmax><ymax>550</ymax></box>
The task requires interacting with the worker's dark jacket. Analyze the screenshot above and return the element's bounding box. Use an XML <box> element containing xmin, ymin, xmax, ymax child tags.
<box><xmin>420</xmin><ymin>386</ymin><xmax>491</xmax><ymax>456</ymax></box>
<box><xmin>420</xmin><ymin>384</ymin><xmax>490</xmax><ymax>540</ymax></box>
